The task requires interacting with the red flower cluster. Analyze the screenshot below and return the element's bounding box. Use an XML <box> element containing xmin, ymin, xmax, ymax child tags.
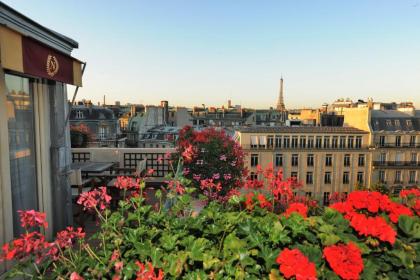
<box><xmin>330</xmin><ymin>191</ymin><xmax>413</xmax><ymax>245</ymax></box>
<box><xmin>55</xmin><ymin>227</ymin><xmax>85</xmax><ymax>249</ymax></box>
<box><xmin>200</xmin><ymin>179</ymin><xmax>222</xmax><ymax>200</ymax></box>
<box><xmin>256</xmin><ymin>194</ymin><xmax>272</xmax><ymax>209</ymax></box>
<box><xmin>17</xmin><ymin>209</ymin><xmax>48</xmax><ymax>229</ymax></box>
<box><xmin>167</xmin><ymin>180</ymin><xmax>185</xmax><ymax>195</ymax></box>
<box><xmin>114</xmin><ymin>176</ymin><xmax>141</xmax><ymax>190</ymax></box>
<box><xmin>323</xmin><ymin>243</ymin><xmax>364</xmax><ymax>280</ymax></box>
<box><xmin>347</xmin><ymin>212</ymin><xmax>396</xmax><ymax>245</ymax></box>
<box><xmin>400</xmin><ymin>188</ymin><xmax>420</xmax><ymax>216</ymax></box>
<box><xmin>284</xmin><ymin>203</ymin><xmax>308</xmax><ymax>218</ymax></box>
<box><xmin>276</xmin><ymin>248</ymin><xmax>317</xmax><ymax>280</ymax></box>
<box><xmin>77</xmin><ymin>187</ymin><xmax>112</xmax><ymax>211</ymax></box>
<box><xmin>181</xmin><ymin>144</ymin><xmax>196</xmax><ymax>163</ymax></box>
<box><xmin>400</xmin><ymin>188</ymin><xmax>420</xmax><ymax>198</ymax></box>
<box><xmin>135</xmin><ymin>261</ymin><xmax>164</xmax><ymax>280</ymax></box>
<box><xmin>1</xmin><ymin>231</ymin><xmax>47</xmax><ymax>264</ymax></box>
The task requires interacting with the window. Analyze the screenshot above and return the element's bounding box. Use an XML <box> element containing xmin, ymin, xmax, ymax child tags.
<box><xmin>324</xmin><ymin>172</ymin><xmax>331</xmax><ymax>184</ymax></box>
<box><xmin>348</xmin><ymin>136</ymin><xmax>354</xmax><ymax>148</ymax></box>
<box><xmin>267</xmin><ymin>135</ymin><xmax>274</xmax><ymax>148</ymax></box>
<box><xmin>305</xmin><ymin>192</ymin><xmax>312</xmax><ymax>197</ymax></box>
<box><xmin>386</xmin><ymin>119</ymin><xmax>392</xmax><ymax>126</ymax></box>
<box><xmin>323</xmin><ymin>136</ymin><xmax>330</xmax><ymax>148</ymax></box>
<box><xmin>283</xmin><ymin>136</ymin><xmax>290</xmax><ymax>148</ymax></box>
<box><xmin>358</xmin><ymin>154</ymin><xmax>365</xmax><ymax>166</ymax></box>
<box><xmin>6</xmin><ymin>74</ymin><xmax>39</xmax><ymax>236</ymax></box>
<box><xmin>325</xmin><ymin>154</ymin><xmax>332</xmax><ymax>166</ymax></box>
<box><xmin>307</xmin><ymin>154</ymin><xmax>314</xmax><ymax>166</ymax></box>
<box><xmin>332</xmin><ymin>136</ymin><xmax>338</xmax><ymax>148</ymax></box>
<box><xmin>275</xmin><ymin>136</ymin><xmax>281</xmax><ymax>148</ymax></box>
<box><xmin>339</xmin><ymin>136</ymin><xmax>346</xmax><ymax>148</ymax></box>
<box><xmin>275</xmin><ymin>154</ymin><xmax>283</xmax><ymax>167</ymax></box>
<box><xmin>379</xmin><ymin>170</ymin><xmax>386</xmax><ymax>183</ymax></box>
<box><xmin>291</xmin><ymin>136</ymin><xmax>298</xmax><ymax>148</ymax></box>
<box><xmin>406</xmin><ymin>120</ymin><xmax>413</xmax><ymax>129</ymax></box>
<box><xmin>410</xmin><ymin>135</ymin><xmax>416</xmax><ymax>147</ymax></box>
<box><xmin>394</xmin><ymin>119</ymin><xmax>400</xmax><ymax>127</ymax></box>
<box><xmin>258</xmin><ymin>135</ymin><xmax>267</xmax><ymax>148</ymax></box>
<box><xmin>250</xmin><ymin>136</ymin><xmax>258</xmax><ymax>148</ymax></box>
<box><xmin>344</xmin><ymin>154</ymin><xmax>351</xmax><ymax>167</ymax></box>
<box><xmin>379</xmin><ymin>135</ymin><xmax>385</xmax><ymax>147</ymax></box>
<box><xmin>357</xmin><ymin>172</ymin><xmax>364</xmax><ymax>184</ymax></box>
<box><xmin>355</xmin><ymin>136</ymin><xmax>362</xmax><ymax>148</ymax></box>
<box><xmin>291</xmin><ymin>172</ymin><xmax>298</xmax><ymax>180</ymax></box>
<box><xmin>306</xmin><ymin>172</ymin><xmax>313</xmax><ymax>184</ymax></box>
<box><xmin>411</xmin><ymin>153</ymin><xmax>417</xmax><ymax>164</ymax></box>
<box><xmin>291</xmin><ymin>154</ymin><xmax>299</xmax><ymax>166</ymax></box>
<box><xmin>75</xmin><ymin>110</ymin><xmax>84</xmax><ymax>119</ymax></box>
<box><xmin>251</xmin><ymin>154</ymin><xmax>259</xmax><ymax>167</ymax></box>
<box><xmin>315</xmin><ymin>136</ymin><xmax>322</xmax><ymax>148</ymax></box>
<box><xmin>250</xmin><ymin>172</ymin><xmax>258</xmax><ymax>180</ymax></box>
<box><xmin>307</xmin><ymin>137</ymin><xmax>314</xmax><ymax>148</ymax></box>
<box><xmin>323</xmin><ymin>192</ymin><xmax>330</xmax><ymax>206</ymax></box>
<box><xmin>395</xmin><ymin>171</ymin><xmax>402</xmax><ymax>183</ymax></box>
<box><xmin>379</xmin><ymin>153</ymin><xmax>386</xmax><ymax>163</ymax></box>
<box><xmin>343</xmin><ymin>172</ymin><xmax>350</xmax><ymax>184</ymax></box>
<box><xmin>299</xmin><ymin>137</ymin><xmax>306</xmax><ymax>148</ymax></box>
<box><xmin>395</xmin><ymin>136</ymin><xmax>401</xmax><ymax>147</ymax></box>
<box><xmin>409</xmin><ymin>171</ymin><xmax>416</xmax><ymax>184</ymax></box>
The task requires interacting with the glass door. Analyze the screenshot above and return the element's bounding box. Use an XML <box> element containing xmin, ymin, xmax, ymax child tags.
<box><xmin>5</xmin><ymin>74</ymin><xmax>38</xmax><ymax>236</ymax></box>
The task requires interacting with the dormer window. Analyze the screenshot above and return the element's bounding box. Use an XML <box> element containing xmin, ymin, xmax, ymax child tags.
<box><xmin>406</xmin><ymin>120</ymin><xmax>413</xmax><ymax>128</ymax></box>
<box><xmin>386</xmin><ymin>120</ymin><xmax>392</xmax><ymax>126</ymax></box>
<box><xmin>76</xmin><ymin>110</ymin><xmax>84</xmax><ymax>119</ymax></box>
<box><xmin>394</xmin><ymin>120</ymin><xmax>400</xmax><ymax>127</ymax></box>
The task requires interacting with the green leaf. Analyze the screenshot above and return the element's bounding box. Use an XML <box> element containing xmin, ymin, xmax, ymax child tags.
<box><xmin>317</xmin><ymin>233</ymin><xmax>341</xmax><ymax>246</ymax></box>
<box><xmin>398</xmin><ymin>215</ymin><xmax>420</xmax><ymax>239</ymax></box>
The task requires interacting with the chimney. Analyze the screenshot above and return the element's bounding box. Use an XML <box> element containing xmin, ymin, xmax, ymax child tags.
<box><xmin>161</xmin><ymin>100</ymin><xmax>169</xmax><ymax>124</ymax></box>
<box><xmin>103</xmin><ymin>95</ymin><xmax>106</xmax><ymax>106</ymax></box>
<box><xmin>228</xmin><ymin>100</ymin><xmax>232</xmax><ymax>108</ymax></box>
<box><xmin>130</xmin><ymin>105</ymin><xmax>136</xmax><ymax>117</ymax></box>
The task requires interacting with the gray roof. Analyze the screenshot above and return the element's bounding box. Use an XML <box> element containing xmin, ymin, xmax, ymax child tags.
<box><xmin>237</xmin><ymin>126</ymin><xmax>368</xmax><ymax>134</ymax></box>
<box><xmin>370</xmin><ymin>110</ymin><xmax>420</xmax><ymax>132</ymax></box>
<box><xmin>70</xmin><ymin>106</ymin><xmax>116</xmax><ymax>120</ymax></box>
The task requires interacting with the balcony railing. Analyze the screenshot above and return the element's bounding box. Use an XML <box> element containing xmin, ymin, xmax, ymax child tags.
<box><xmin>71</xmin><ymin>147</ymin><xmax>176</xmax><ymax>179</ymax></box>
<box><xmin>373</xmin><ymin>161</ymin><xmax>420</xmax><ymax>167</ymax></box>
<box><xmin>242</xmin><ymin>144</ymin><xmax>368</xmax><ymax>150</ymax></box>
<box><xmin>375</xmin><ymin>143</ymin><xmax>420</xmax><ymax>148</ymax></box>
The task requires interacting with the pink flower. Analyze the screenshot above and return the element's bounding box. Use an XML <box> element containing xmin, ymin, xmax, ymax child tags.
<box><xmin>70</xmin><ymin>272</ymin><xmax>84</xmax><ymax>280</ymax></box>
<box><xmin>17</xmin><ymin>210</ymin><xmax>48</xmax><ymax>229</ymax></box>
<box><xmin>114</xmin><ymin>176</ymin><xmax>140</xmax><ymax>190</ymax></box>
<box><xmin>193</xmin><ymin>174</ymin><xmax>202</xmax><ymax>181</ymax></box>
<box><xmin>77</xmin><ymin>187</ymin><xmax>111</xmax><ymax>211</ymax></box>
<box><xmin>223</xmin><ymin>173</ymin><xmax>232</xmax><ymax>180</ymax></box>
<box><xmin>183</xmin><ymin>168</ymin><xmax>190</xmax><ymax>175</ymax></box>
<box><xmin>220</xmin><ymin>155</ymin><xmax>227</xmax><ymax>161</ymax></box>
<box><xmin>182</xmin><ymin>145</ymin><xmax>195</xmax><ymax>163</ymax></box>
<box><xmin>212</xmin><ymin>173</ymin><xmax>220</xmax><ymax>180</ymax></box>
<box><xmin>196</xmin><ymin>159</ymin><xmax>204</xmax><ymax>165</ymax></box>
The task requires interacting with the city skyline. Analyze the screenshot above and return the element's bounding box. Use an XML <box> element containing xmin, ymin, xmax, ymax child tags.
<box><xmin>4</xmin><ymin>0</ymin><xmax>420</xmax><ymax>108</ymax></box>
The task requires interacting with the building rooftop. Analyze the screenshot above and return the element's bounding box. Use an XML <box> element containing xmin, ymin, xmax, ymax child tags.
<box><xmin>370</xmin><ymin>110</ymin><xmax>420</xmax><ymax>132</ymax></box>
<box><xmin>237</xmin><ymin>126</ymin><xmax>368</xmax><ymax>134</ymax></box>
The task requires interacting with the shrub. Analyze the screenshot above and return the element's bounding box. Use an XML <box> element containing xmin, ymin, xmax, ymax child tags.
<box><xmin>174</xmin><ymin>126</ymin><xmax>246</xmax><ymax>196</ymax></box>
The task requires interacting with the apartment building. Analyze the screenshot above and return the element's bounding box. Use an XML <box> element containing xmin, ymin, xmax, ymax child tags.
<box><xmin>340</xmin><ymin>104</ymin><xmax>419</xmax><ymax>192</ymax></box>
<box><xmin>236</xmin><ymin>126</ymin><xmax>371</xmax><ymax>204</ymax></box>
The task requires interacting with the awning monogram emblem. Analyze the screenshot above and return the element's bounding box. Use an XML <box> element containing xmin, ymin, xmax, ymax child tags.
<box><xmin>46</xmin><ymin>54</ymin><xmax>59</xmax><ymax>77</ymax></box>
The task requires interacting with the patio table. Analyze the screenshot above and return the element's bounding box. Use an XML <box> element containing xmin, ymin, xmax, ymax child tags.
<box><xmin>71</xmin><ymin>162</ymin><xmax>116</xmax><ymax>177</ymax></box>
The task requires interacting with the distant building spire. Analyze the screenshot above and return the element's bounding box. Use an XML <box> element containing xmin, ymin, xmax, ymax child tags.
<box><xmin>276</xmin><ymin>77</ymin><xmax>286</xmax><ymax>111</ymax></box>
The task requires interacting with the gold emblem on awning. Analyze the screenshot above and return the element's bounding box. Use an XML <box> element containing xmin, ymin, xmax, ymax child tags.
<box><xmin>46</xmin><ymin>54</ymin><xmax>59</xmax><ymax>77</ymax></box>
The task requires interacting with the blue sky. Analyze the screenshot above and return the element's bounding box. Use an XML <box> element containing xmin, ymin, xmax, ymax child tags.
<box><xmin>5</xmin><ymin>0</ymin><xmax>420</xmax><ymax>108</ymax></box>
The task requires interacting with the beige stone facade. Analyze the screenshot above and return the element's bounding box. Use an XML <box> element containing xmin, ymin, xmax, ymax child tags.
<box><xmin>236</xmin><ymin>127</ymin><xmax>371</xmax><ymax>204</ymax></box>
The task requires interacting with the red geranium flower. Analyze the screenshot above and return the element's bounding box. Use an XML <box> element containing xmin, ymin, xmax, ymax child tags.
<box><xmin>70</xmin><ymin>272</ymin><xmax>84</xmax><ymax>280</ymax></box>
<box><xmin>245</xmin><ymin>192</ymin><xmax>255</xmax><ymax>210</ymax></box>
<box><xmin>77</xmin><ymin>187</ymin><xmax>111</xmax><ymax>211</ymax></box>
<box><xmin>285</xmin><ymin>203</ymin><xmax>308</xmax><ymax>218</ymax></box>
<box><xmin>17</xmin><ymin>210</ymin><xmax>48</xmax><ymax>229</ymax></box>
<box><xmin>276</xmin><ymin>248</ymin><xmax>317</xmax><ymax>280</ymax></box>
<box><xmin>135</xmin><ymin>261</ymin><xmax>164</xmax><ymax>280</ymax></box>
<box><xmin>257</xmin><ymin>193</ymin><xmax>272</xmax><ymax>209</ymax></box>
<box><xmin>324</xmin><ymin>243</ymin><xmax>364</xmax><ymax>280</ymax></box>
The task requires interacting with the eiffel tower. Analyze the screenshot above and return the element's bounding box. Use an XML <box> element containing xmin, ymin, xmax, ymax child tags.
<box><xmin>276</xmin><ymin>77</ymin><xmax>286</xmax><ymax>111</ymax></box>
